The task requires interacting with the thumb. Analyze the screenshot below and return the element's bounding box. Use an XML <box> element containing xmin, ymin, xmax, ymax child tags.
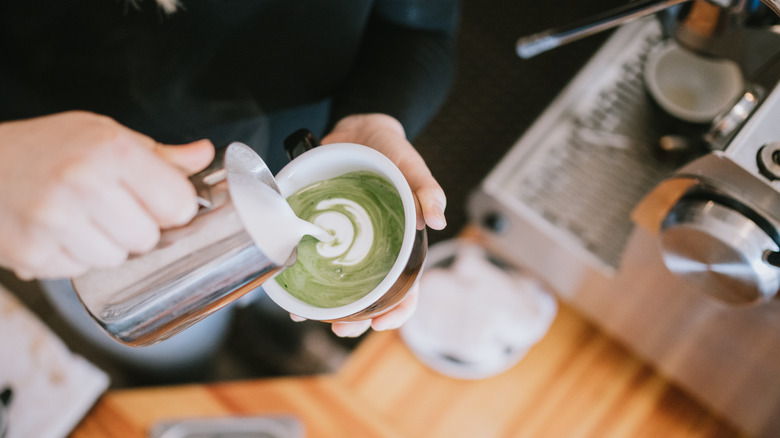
<box><xmin>154</xmin><ymin>139</ymin><xmax>215</xmax><ymax>175</ymax></box>
<box><xmin>413</xmin><ymin>182</ymin><xmax>447</xmax><ymax>231</ymax></box>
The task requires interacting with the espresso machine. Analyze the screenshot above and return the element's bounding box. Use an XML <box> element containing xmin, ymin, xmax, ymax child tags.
<box><xmin>469</xmin><ymin>1</ymin><xmax>780</xmax><ymax>436</ymax></box>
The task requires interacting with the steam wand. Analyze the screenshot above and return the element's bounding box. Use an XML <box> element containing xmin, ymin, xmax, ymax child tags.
<box><xmin>516</xmin><ymin>0</ymin><xmax>692</xmax><ymax>59</ymax></box>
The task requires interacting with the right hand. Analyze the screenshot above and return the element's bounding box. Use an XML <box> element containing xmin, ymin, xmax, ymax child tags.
<box><xmin>0</xmin><ymin>111</ymin><xmax>215</xmax><ymax>280</ymax></box>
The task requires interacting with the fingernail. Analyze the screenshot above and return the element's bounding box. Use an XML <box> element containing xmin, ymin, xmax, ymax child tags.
<box><xmin>333</xmin><ymin>321</ymin><xmax>371</xmax><ymax>338</ymax></box>
<box><xmin>371</xmin><ymin>318</ymin><xmax>400</xmax><ymax>331</ymax></box>
<box><xmin>429</xmin><ymin>210</ymin><xmax>447</xmax><ymax>230</ymax></box>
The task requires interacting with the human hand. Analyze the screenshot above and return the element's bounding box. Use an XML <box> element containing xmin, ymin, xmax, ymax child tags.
<box><xmin>0</xmin><ymin>111</ymin><xmax>215</xmax><ymax>280</ymax></box>
<box><xmin>322</xmin><ymin>113</ymin><xmax>447</xmax><ymax>231</ymax></box>
<box><xmin>292</xmin><ymin>113</ymin><xmax>446</xmax><ymax>337</ymax></box>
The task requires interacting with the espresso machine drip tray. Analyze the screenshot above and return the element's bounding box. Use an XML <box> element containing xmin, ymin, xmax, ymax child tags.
<box><xmin>477</xmin><ymin>17</ymin><xmax>680</xmax><ymax>273</ymax></box>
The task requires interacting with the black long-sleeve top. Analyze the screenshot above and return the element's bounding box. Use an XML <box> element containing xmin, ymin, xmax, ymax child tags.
<box><xmin>0</xmin><ymin>0</ymin><xmax>459</xmax><ymax>147</ymax></box>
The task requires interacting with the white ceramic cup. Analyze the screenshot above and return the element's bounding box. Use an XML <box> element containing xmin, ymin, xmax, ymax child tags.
<box><xmin>262</xmin><ymin>143</ymin><xmax>426</xmax><ymax>322</ymax></box>
<box><xmin>644</xmin><ymin>40</ymin><xmax>744</xmax><ymax>124</ymax></box>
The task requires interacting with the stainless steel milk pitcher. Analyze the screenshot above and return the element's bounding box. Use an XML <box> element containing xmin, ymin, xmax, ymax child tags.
<box><xmin>71</xmin><ymin>142</ymin><xmax>290</xmax><ymax>346</ymax></box>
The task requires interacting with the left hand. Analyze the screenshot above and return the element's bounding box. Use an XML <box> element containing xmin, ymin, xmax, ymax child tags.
<box><xmin>293</xmin><ymin>113</ymin><xmax>447</xmax><ymax>337</ymax></box>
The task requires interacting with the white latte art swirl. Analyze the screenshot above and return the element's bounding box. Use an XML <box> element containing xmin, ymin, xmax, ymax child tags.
<box><xmin>312</xmin><ymin>198</ymin><xmax>374</xmax><ymax>266</ymax></box>
<box><xmin>274</xmin><ymin>171</ymin><xmax>405</xmax><ymax>308</ymax></box>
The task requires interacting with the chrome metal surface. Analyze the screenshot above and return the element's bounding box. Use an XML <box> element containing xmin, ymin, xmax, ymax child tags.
<box><xmin>660</xmin><ymin>198</ymin><xmax>780</xmax><ymax>304</ymax></box>
<box><xmin>670</xmin><ymin>1</ymin><xmax>780</xmax><ymax>74</ymax></box>
<box><xmin>765</xmin><ymin>0</ymin><xmax>780</xmax><ymax>15</ymax></box>
<box><xmin>706</xmin><ymin>88</ymin><xmax>764</xmax><ymax>150</ymax></box>
<box><xmin>516</xmin><ymin>0</ymin><xmax>690</xmax><ymax>59</ymax></box>
<box><xmin>72</xmin><ymin>142</ymin><xmax>285</xmax><ymax>346</ymax></box>
<box><xmin>149</xmin><ymin>416</ymin><xmax>304</xmax><ymax>438</ymax></box>
<box><xmin>470</xmin><ymin>15</ymin><xmax>780</xmax><ymax>437</ymax></box>
<box><xmin>480</xmin><ymin>19</ymin><xmax>674</xmax><ymax>276</ymax></box>
<box><xmin>72</xmin><ymin>141</ymin><xmax>421</xmax><ymax>346</ymax></box>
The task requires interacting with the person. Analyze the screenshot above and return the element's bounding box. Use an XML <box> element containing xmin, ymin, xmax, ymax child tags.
<box><xmin>0</xmin><ymin>0</ymin><xmax>458</xmax><ymax>362</ymax></box>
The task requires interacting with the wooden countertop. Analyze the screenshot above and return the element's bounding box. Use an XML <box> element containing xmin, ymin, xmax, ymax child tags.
<box><xmin>71</xmin><ymin>303</ymin><xmax>745</xmax><ymax>438</ymax></box>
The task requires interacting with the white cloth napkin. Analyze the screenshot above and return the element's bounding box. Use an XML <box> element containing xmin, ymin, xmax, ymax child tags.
<box><xmin>0</xmin><ymin>284</ymin><xmax>109</xmax><ymax>438</ymax></box>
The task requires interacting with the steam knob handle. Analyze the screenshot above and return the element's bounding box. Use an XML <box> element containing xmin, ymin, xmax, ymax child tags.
<box><xmin>659</xmin><ymin>197</ymin><xmax>780</xmax><ymax>305</ymax></box>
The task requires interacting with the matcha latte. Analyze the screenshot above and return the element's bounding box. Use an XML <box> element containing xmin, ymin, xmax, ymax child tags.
<box><xmin>274</xmin><ymin>170</ymin><xmax>405</xmax><ymax>308</ymax></box>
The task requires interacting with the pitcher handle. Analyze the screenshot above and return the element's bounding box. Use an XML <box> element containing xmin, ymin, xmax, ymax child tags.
<box><xmin>284</xmin><ymin>128</ymin><xmax>322</xmax><ymax>160</ymax></box>
<box><xmin>189</xmin><ymin>147</ymin><xmax>229</xmax><ymax>212</ymax></box>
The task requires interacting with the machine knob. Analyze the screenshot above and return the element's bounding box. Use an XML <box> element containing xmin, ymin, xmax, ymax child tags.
<box><xmin>757</xmin><ymin>142</ymin><xmax>780</xmax><ymax>181</ymax></box>
<box><xmin>659</xmin><ymin>197</ymin><xmax>780</xmax><ymax>305</ymax></box>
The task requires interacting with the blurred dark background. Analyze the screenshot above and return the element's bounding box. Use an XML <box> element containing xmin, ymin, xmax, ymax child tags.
<box><xmin>3</xmin><ymin>0</ymin><xmax>628</xmax><ymax>388</ymax></box>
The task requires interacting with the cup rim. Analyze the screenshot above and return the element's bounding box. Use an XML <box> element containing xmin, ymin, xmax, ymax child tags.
<box><xmin>261</xmin><ymin>143</ymin><xmax>418</xmax><ymax>320</ymax></box>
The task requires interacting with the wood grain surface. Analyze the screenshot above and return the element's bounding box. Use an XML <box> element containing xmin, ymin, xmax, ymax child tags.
<box><xmin>339</xmin><ymin>305</ymin><xmax>745</xmax><ymax>438</ymax></box>
<box><xmin>72</xmin><ymin>377</ymin><xmax>405</xmax><ymax>438</ymax></box>
<box><xmin>72</xmin><ymin>304</ymin><xmax>746</xmax><ymax>438</ymax></box>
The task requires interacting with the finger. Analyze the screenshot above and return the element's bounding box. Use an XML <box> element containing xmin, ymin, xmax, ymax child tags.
<box><xmin>34</xmin><ymin>248</ymin><xmax>89</xmax><ymax>279</ymax></box>
<box><xmin>124</xmin><ymin>130</ymin><xmax>215</xmax><ymax>175</ymax></box>
<box><xmin>290</xmin><ymin>314</ymin><xmax>307</xmax><ymax>322</ymax></box>
<box><xmin>371</xmin><ymin>286</ymin><xmax>420</xmax><ymax>331</ymax></box>
<box><xmin>116</xmin><ymin>141</ymin><xmax>199</xmax><ymax>228</ymax></box>
<box><xmin>414</xmin><ymin>184</ymin><xmax>447</xmax><ymax>231</ymax></box>
<box><xmin>0</xmin><ymin>218</ymin><xmax>50</xmax><ymax>279</ymax></box>
<box><xmin>49</xmin><ymin>196</ymin><xmax>128</xmax><ymax>268</ymax></box>
<box><xmin>56</xmin><ymin>213</ymin><xmax>128</xmax><ymax>268</ymax></box>
<box><xmin>153</xmin><ymin>139</ymin><xmax>215</xmax><ymax>175</ymax></box>
<box><xmin>80</xmin><ymin>181</ymin><xmax>161</xmax><ymax>254</ymax></box>
<box><xmin>389</xmin><ymin>147</ymin><xmax>446</xmax><ymax>231</ymax></box>
<box><xmin>13</xmin><ymin>269</ymin><xmax>35</xmax><ymax>282</ymax></box>
<box><xmin>331</xmin><ymin>319</ymin><xmax>372</xmax><ymax>338</ymax></box>
<box><xmin>0</xmin><ymin>243</ymin><xmax>36</xmax><ymax>281</ymax></box>
<box><xmin>18</xmin><ymin>243</ymin><xmax>88</xmax><ymax>279</ymax></box>
<box><xmin>60</xmin><ymin>159</ymin><xmax>162</xmax><ymax>254</ymax></box>
<box><xmin>0</xmin><ymin>195</ymin><xmax>89</xmax><ymax>278</ymax></box>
